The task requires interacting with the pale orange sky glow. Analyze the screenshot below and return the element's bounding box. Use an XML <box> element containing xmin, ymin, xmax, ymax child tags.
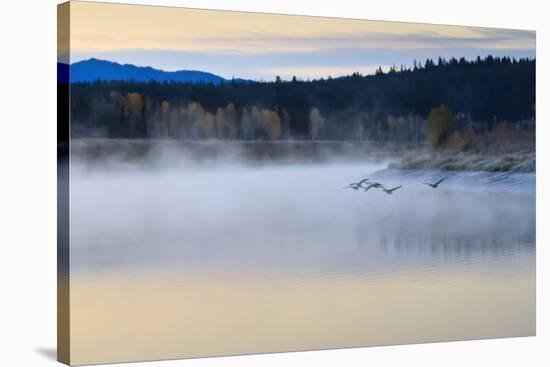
<box><xmin>64</xmin><ymin>1</ymin><xmax>536</xmax><ymax>80</ymax></box>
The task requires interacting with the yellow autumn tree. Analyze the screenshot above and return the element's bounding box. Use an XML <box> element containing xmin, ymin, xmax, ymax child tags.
<box><xmin>223</xmin><ymin>103</ymin><xmax>238</xmax><ymax>138</ymax></box>
<box><xmin>200</xmin><ymin>112</ymin><xmax>215</xmax><ymax>138</ymax></box>
<box><xmin>123</xmin><ymin>92</ymin><xmax>143</xmax><ymax>118</ymax></box>
<box><xmin>215</xmin><ymin>104</ymin><xmax>238</xmax><ymax>139</ymax></box>
<box><xmin>160</xmin><ymin>100</ymin><xmax>170</xmax><ymax>120</ymax></box>
<box><xmin>188</xmin><ymin>102</ymin><xmax>205</xmax><ymax>139</ymax></box>
<box><xmin>426</xmin><ymin>105</ymin><xmax>454</xmax><ymax>148</ymax></box>
<box><xmin>261</xmin><ymin>108</ymin><xmax>281</xmax><ymax>140</ymax></box>
<box><xmin>122</xmin><ymin>92</ymin><xmax>144</xmax><ymax>132</ymax></box>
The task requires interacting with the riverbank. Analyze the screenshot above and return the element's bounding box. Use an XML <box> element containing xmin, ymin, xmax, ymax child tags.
<box><xmin>388</xmin><ymin>149</ymin><xmax>535</xmax><ymax>173</ymax></box>
<box><xmin>388</xmin><ymin>130</ymin><xmax>535</xmax><ymax>173</ymax></box>
<box><xmin>69</xmin><ymin>139</ymin><xmax>419</xmax><ymax>166</ymax></box>
<box><xmin>69</xmin><ymin>138</ymin><xmax>535</xmax><ymax>173</ymax></box>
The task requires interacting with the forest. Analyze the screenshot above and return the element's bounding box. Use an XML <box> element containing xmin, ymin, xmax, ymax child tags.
<box><xmin>69</xmin><ymin>56</ymin><xmax>535</xmax><ymax>143</ymax></box>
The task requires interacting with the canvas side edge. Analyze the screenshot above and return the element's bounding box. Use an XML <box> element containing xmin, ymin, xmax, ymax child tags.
<box><xmin>57</xmin><ymin>2</ymin><xmax>71</xmax><ymax>365</ymax></box>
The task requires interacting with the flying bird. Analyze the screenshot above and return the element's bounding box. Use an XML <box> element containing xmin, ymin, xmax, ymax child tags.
<box><xmin>363</xmin><ymin>182</ymin><xmax>384</xmax><ymax>192</ymax></box>
<box><xmin>382</xmin><ymin>185</ymin><xmax>402</xmax><ymax>194</ymax></box>
<box><xmin>423</xmin><ymin>177</ymin><xmax>448</xmax><ymax>189</ymax></box>
<box><xmin>355</xmin><ymin>178</ymin><xmax>371</xmax><ymax>186</ymax></box>
<box><xmin>343</xmin><ymin>178</ymin><xmax>370</xmax><ymax>190</ymax></box>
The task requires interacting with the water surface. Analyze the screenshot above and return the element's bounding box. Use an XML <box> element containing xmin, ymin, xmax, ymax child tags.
<box><xmin>69</xmin><ymin>159</ymin><xmax>535</xmax><ymax>365</ymax></box>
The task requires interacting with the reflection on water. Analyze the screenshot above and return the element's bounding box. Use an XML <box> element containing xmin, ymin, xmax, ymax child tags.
<box><xmin>69</xmin><ymin>161</ymin><xmax>535</xmax><ymax>365</ymax></box>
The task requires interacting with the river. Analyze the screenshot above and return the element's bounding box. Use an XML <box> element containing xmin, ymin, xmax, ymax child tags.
<box><xmin>66</xmin><ymin>144</ymin><xmax>535</xmax><ymax>365</ymax></box>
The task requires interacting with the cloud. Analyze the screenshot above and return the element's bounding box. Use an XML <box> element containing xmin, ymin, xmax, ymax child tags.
<box><xmin>67</xmin><ymin>2</ymin><xmax>535</xmax><ymax>80</ymax></box>
<box><xmin>69</xmin><ymin>2</ymin><xmax>535</xmax><ymax>55</ymax></box>
<box><xmin>71</xmin><ymin>28</ymin><xmax>535</xmax><ymax>55</ymax></box>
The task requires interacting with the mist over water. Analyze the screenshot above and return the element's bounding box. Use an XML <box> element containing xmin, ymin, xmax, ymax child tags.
<box><xmin>70</xmin><ymin>142</ymin><xmax>534</xmax><ymax>275</ymax></box>
<box><xmin>68</xmin><ymin>140</ymin><xmax>535</xmax><ymax>365</ymax></box>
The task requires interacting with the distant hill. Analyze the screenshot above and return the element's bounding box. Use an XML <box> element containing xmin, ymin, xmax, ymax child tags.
<box><xmin>68</xmin><ymin>58</ymin><xmax>229</xmax><ymax>84</ymax></box>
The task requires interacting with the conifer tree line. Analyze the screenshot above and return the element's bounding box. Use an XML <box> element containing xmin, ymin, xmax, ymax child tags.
<box><xmin>70</xmin><ymin>56</ymin><xmax>535</xmax><ymax>141</ymax></box>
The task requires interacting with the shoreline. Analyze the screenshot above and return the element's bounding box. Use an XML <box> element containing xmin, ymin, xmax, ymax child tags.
<box><xmin>68</xmin><ymin>138</ymin><xmax>535</xmax><ymax>173</ymax></box>
<box><xmin>388</xmin><ymin>149</ymin><xmax>535</xmax><ymax>173</ymax></box>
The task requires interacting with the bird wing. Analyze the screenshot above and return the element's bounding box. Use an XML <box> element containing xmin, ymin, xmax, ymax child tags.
<box><xmin>389</xmin><ymin>185</ymin><xmax>402</xmax><ymax>192</ymax></box>
<box><xmin>358</xmin><ymin>178</ymin><xmax>370</xmax><ymax>185</ymax></box>
<box><xmin>434</xmin><ymin>177</ymin><xmax>447</xmax><ymax>185</ymax></box>
<box><xmin>364</xmin><ymin>184</ymin><xmax>376</xmax><ymax>191</ymax></box>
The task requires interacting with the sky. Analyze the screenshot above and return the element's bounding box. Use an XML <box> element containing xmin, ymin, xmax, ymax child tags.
<box><xmin>64</xmin><ymin>1</ymin><xmax>536</xmax><ymax>81</ymax></box>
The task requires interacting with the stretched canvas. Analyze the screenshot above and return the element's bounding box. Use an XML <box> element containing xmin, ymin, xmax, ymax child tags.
<box><xmin>57</xmin><ymin>1</ymin><xmax>536</xmax><ymax>365</ymax></box>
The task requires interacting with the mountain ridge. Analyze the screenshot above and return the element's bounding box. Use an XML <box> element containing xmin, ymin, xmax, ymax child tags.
<box><xmin>67</xmin><ymin>58</ymin><xmax>238</xmax><ymax>84</ymax></box>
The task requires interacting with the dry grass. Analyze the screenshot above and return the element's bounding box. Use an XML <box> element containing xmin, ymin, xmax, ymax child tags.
<box><xmin>390</xmin><ymin>129</ymin><xmax>535</xmax><ymax>172</ymax></box>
